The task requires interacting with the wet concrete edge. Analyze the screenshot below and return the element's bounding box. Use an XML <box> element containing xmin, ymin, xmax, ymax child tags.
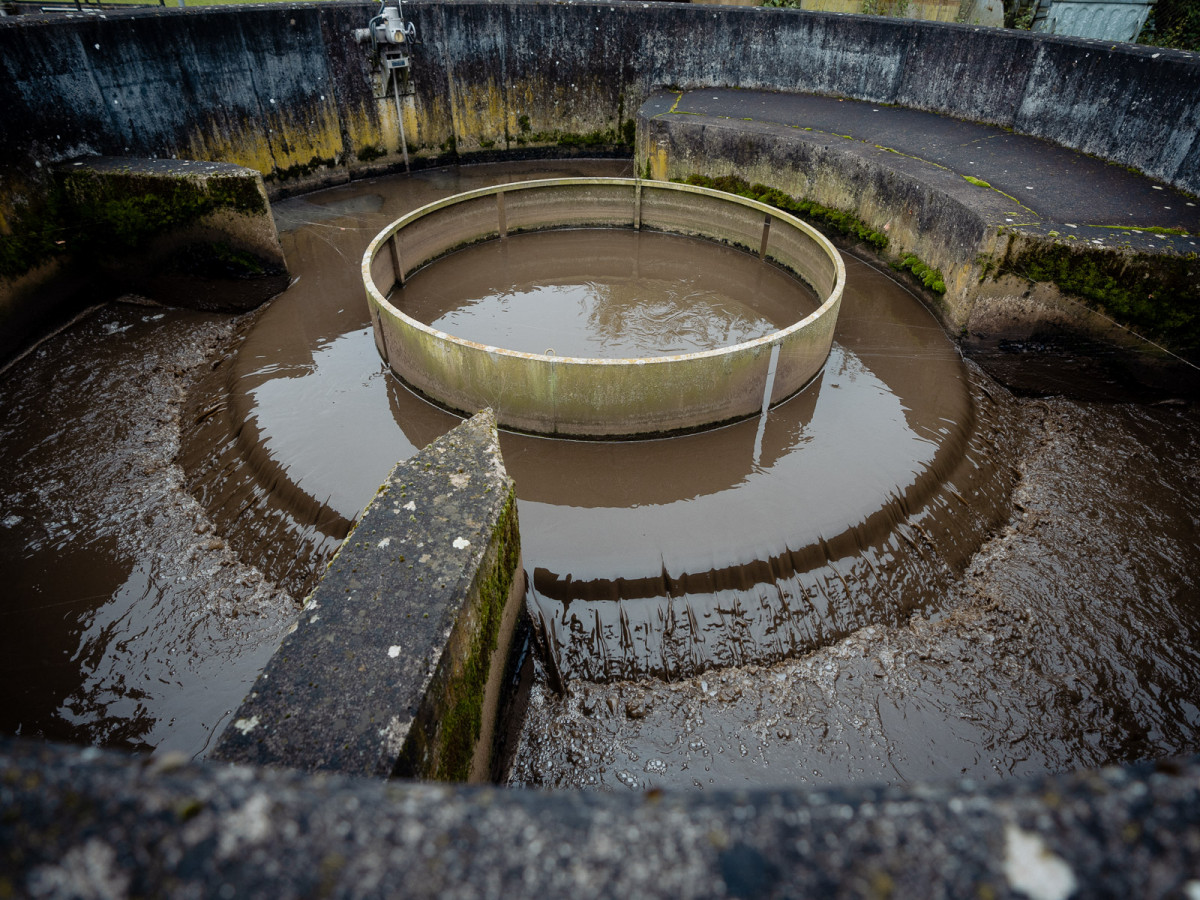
<box><xmin>2</xmin><ymin>736</ymin><xmax>1198</xmax><ymax>898</ymax></box>
<box><xmin>211</xmin><ymin>408</ymin><xmax>524</xmax><ymax>782</ymax></box>
<box><xmin>637</xmin><ymin>102</ymin><xmax>1200</xmax><ymax>390</ymax></box>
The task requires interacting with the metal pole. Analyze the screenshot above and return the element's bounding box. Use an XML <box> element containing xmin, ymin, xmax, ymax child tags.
<box><xmin>393</xmin><ymin>72</ymin><xmax>410</xmax><ymax>173</ymax></box>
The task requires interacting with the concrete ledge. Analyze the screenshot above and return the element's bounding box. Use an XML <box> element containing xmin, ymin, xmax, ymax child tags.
<box><xmin>212</xmin><ymin>409</ymin><xmax>524</xmax><ymax>782</ymax></box>
<box><xmin>3</xmin><ymin>737</ymin><xmax>1199</xmax><ymax>898</ymax></box>
<box><xmin>55</xmin><ymin>156</ymin><xmax>289</xmax><ymax>313</ymax></box>
<box><xmin>639</xmin><ymin>98</ymin><xmax>1200</xmax><ymax>381</ymax></box>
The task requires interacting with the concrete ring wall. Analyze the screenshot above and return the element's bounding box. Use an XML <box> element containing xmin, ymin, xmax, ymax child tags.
<box><xmin>363</xmin><ymin>178</ymin><xmax>845</xmax><ymax>437</ymax></box>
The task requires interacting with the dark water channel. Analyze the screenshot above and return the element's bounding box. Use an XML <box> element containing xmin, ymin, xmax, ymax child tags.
<box><xmin>2</xmin><ymin>159</ymin><xmax>1198</xmax><ymax>788</ymax></box>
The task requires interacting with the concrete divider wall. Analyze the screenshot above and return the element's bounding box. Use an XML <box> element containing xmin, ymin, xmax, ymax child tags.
<box><xmin>4</xmin><ymin>736</ymin><xmax>1200</xmax><ymax>898</ymax></box>
<box><xmin>638</xmin><ymin>113</ymin><xmax>998</xmax><ymax>329</ymax></box>
<box><xmin>212</xmin><ymin>410</ymin><xmax>524</xmax><ymax>782</ymax></box>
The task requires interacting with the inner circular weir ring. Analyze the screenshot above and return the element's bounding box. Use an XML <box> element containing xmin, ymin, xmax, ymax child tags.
<box><xmin>363</xmin><ymin>177</ymin><xmax>846</xmax><ymax>437</ymax></box>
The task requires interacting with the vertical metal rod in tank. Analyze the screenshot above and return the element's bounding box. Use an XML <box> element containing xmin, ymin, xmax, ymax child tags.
<box><xmin>497</xmin><ymin>191</ymin><xmax>507</xmax><ymax>238</ymax></box>
<box><xmin>634</xmin><ymin>182</ymin><xmax>643</xmax><ymax>231</ymax></box>
<box><xmin>753</xmin><ymin>341</ymin><xmax>781</xmax><ymax>466</ymax></box>
<box><xmin>388</xmin><ymin>234</ymin><xmax>404</xmax><ymax>288</ymax></box>
<box><xmin>369</xmin><ymin>303</ymin><xmax>390</xmax><ymax>366</ymax></box>
<box><xmin>759</xmin><ymin>215</ymin><xmax>771</xmax><ymax>260</ymax></box>
<box><xmin>393</xmin><ymin>73</ymin><xmax>410</xmax><ymax>173</ymax></box>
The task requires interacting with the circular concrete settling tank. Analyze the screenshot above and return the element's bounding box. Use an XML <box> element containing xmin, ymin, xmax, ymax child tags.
<box><xmin>362</xmin><ymin>178</ymin><xmax>845</xmax><ymax>437</ymax></box>
<box><xmin>183</xmin><ymin>161</ymin><xmax>1015</xmax><ymax>688</ymax></box>
<box><xmin>12</xmin><ymin>160</ymin><xmax>1200</xmax><ymax>784</ymax></box>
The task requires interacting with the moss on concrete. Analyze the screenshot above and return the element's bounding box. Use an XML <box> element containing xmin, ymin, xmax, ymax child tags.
<box><xmin>60</xmin><ymin>170</ymin><xmax>267</xmax><ymax>258</ymax></box>
<box><xmin>894</xmin><ymin>253</ymin><xmax>947</xmax><ymax>294</ymax></box>
<box><xmin>511</xmin><ymin>122</ymin><xmax>636</xmax><ymax>151</ymax></box>
<box><xmin>434</xmin><ymin>489</ymin><xmax>520</xmax><ymax>782</ymax></box>
<box><xmin>355</xmin><ymin>145</ymin><xmax>387</xmax><ymax>163</ymax></box>
<box><xmin>0</xmin><ymin>193</ymin><xmax>68</xmax><ymax>280</ymax></box>
<box><xmin>263</xmin><ymin>155</ymin><xmax>341</xmax><ymax>185</ymax></box>
<box><xmin>995</xmin><ymin>241</ymin><xmax>1200</xmax><ymax>349</ymax></box>
<box><xmin>2</xmin><ymin>167</ymin><xmax>271</xmax><ymax>281</ymax></box>
<box><xmin>676</xmin><ymin>173</ymin><xmax>889</xmax><ymax>251</ymax></box>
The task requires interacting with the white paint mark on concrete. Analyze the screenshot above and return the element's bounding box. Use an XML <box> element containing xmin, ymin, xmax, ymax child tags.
<box><xmin>377</xmin><ymin>537</ymin><xmax>391</xmax><ymax>549</ymax></box>
<box><xmin>218</xmin><ymin>792</ymin><xmax>273</xmax><ymax>858</ymax></box>
<box><xmin>381</xmin><ymin>714</ymin><xmax>409</xmax><ymax>758</ymax></box>
<box><xmin>233</xmin><ymin>715</ymin><xmax>260</xmax><ymax>735</ymax></box>
<box><xmin>388</xmin><ymin>645</ymin><xmax>401</xmax><ymax>658</ymax></box>
<box><xmin>453</xmin><ymin>537</ymin><xmax>471</xmax><ymax>550</ymax></box>
<box><xmin>1003</xmin><ymin>823</ymin><xmax>1077</xmax><ymax>900</ymax></box>
<box><xmin>27</xmin><ymin>838</ymin><xmax>129</xmax><ymax>899</ymax></box>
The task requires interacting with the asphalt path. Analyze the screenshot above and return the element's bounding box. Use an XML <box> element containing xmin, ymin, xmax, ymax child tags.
<box><xmin>645</xmin><ymin>88</ymin><xmax>1200</xmax><ymax>254</ymax></box>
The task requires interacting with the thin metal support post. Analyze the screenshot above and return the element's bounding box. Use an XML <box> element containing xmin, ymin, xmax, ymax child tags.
<box><xmin>753</xmin><ymin>341</ymin><xmax>781</xmax><ymax>466</ymax></box>
<box><xmin>393</xmin><ymin>72</ymin><xmax>410</xmax><ymax>173</ymax></box>
<box><xmin>388</xmin><ymin>233</ymin><xmax>404</xmax><ymax>288</ymax></box>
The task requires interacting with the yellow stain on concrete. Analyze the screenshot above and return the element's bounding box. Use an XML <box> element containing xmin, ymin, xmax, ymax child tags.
<box><xmin>649</xmin><ymin>143</ymin><xmax>670</xmax><ymax>182</ymax></box>
<box><xmin>182</xmin><ymin>102</ymin><xmax>345</xmax><ymax>179</ymax></box>
<box><xmin>451</xmin><ymin>82</ymin><xmax>508</xmax><ymax>150</ymax></box>
<box><xmin>186</xmin><ymin>126</ymin><xmax>277</xmax><ymax>178</ymax></box>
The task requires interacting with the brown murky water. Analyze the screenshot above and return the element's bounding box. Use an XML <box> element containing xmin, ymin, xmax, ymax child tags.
<box><xmin>0</xmin><ymin>305</ymin><xmax>295</xmax><ymax>755</ymax></box>
<box><xmin>510</xmin><ymin>396</ymin><xmax>1200</xmax><ymax>789</ymax></box>
<box><xmin>3</xmin><ymin>159</ymin><xmax>1198</xmax><ymax>785</ymax></box>
<box><xmin>398</xmin><ymin>228</ymin><xmax>814</xmax><ymax>357</ymax></box>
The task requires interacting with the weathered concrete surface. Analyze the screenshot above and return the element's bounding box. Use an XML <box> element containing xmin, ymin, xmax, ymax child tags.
<box><xmin>0</xmin><ymin>156</ymin><xmax>288</xmax><ymax>362</ymax></box>
<box><xmin>3</xmin><ymin>737</ymin><xmax>1200</xmax><ymax>898</ymax></box>
<box><xmin>2</xmin><ymin>3</ymin><xmax>1197</xmax><ymax>228</ymax></box>
<box><xmin>639</xmin><ymin>88</ymin><xmax>1200</xmax><ymax>382</ymax></box>
<box><xmin>56</xmin><ymin>156</ymin><xmax>288</xmax><ymax>312</ymax></box>
<box><xmin>2</xmin><ymin>3</ymin><xmax>1198</xmax><ymax>357</ymax></box>
<box><xmin>212</xmin><ymin>409</ymin><xmax>524</xmax><ymax>782</ymax></box>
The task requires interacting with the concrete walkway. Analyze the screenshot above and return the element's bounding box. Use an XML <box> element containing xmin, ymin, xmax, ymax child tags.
<box><xmin>643</xmin><ymin>88</ymin><xmax>1200</xmax><ymax>255</ymax></box>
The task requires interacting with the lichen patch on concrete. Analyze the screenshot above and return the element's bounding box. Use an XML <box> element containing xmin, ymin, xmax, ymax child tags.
<box><xmin>1003</xmin><ymin>822</ymin><xmax>1078</xmax><ymax>900</ymax></box>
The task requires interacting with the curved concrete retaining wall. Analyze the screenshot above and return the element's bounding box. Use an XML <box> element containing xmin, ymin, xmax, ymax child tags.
<box><xmin>364</xmin><ymin>178</ymin><xmax>844</xmax><ymax>436</ymax></box>
<box><xmin>2</xmin><ymin>2</ymin><xmax>1198</xmax><ymax>356</ymax></box>
<box><xmin>2</xmin><ymin>3</ymin><xmax>1197</xmax><ymax>226</ymax></box>
<box><xmin>637</xmin><ymin>91</ymin><xmax>1200</xmax><ymax>372</ymax></box>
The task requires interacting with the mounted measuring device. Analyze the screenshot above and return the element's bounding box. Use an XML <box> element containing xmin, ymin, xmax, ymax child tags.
<box><xmin>354</xmin><ymin>0</ymin><xmax>418</xmax><ymax>170</ymax></box>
